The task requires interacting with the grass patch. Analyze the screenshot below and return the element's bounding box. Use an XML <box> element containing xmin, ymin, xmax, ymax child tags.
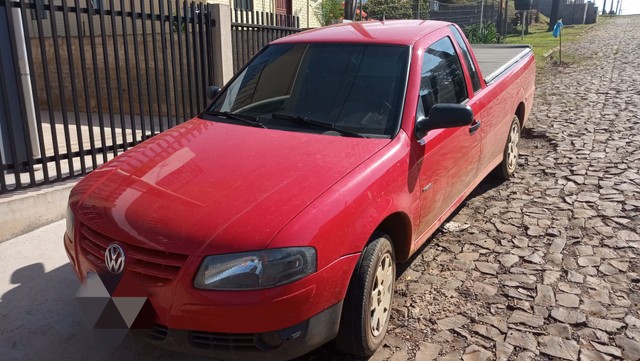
<box><xmin>504</xmin><ymin>22</ymin><xmax>591</xmax><ymax>69</ymax></box>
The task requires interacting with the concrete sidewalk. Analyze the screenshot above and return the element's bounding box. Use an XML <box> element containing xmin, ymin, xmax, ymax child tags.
<box><xmin>0</xmin><ymin>220</ymin><xmax>207</xmax><ymax>361</ymax></box>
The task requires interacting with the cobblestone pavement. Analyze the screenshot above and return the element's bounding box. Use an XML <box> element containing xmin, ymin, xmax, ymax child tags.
<box><xmin>300</xmin><ymin>15</ymin><xmax>640</xmax><ymax>361</ymax></box>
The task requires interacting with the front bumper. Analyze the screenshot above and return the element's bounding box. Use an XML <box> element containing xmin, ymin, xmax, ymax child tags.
<box><xmin>134</xmin><ymin>301</ymin><xmax>343</xmax><ymax>361</ymax></box>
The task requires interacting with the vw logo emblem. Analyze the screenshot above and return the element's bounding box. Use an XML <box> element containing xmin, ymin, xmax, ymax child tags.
<box><xmin>105</xmin><ymin>243</ymin><xmax>125</xmax><ymax>274</ymax></box>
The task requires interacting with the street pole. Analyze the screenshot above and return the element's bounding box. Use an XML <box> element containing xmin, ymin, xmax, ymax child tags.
<box><xmin>521</xmin><ymin>10</ymin><xmax>526</xmax><ymax>39</ymax></box>
<box><xmin>10</xmin><ymin>1</ymin><xmax>40</xmax><ymax>158</ymax></box>
<box><xmin>480</xmin><ymin>0</ymin><xmax>485</xmax><ymax>31</ymax></box>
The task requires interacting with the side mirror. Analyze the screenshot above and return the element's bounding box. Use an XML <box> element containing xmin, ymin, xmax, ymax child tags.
<box><xmin>207</xmin><ymin>86</ymin><xmax>222</xmax><ymax>101</ymax></box>
<box><xmin>415</xmin><ymin>103</ymin><xmax>474</xmax><ymax>140</ymax></box>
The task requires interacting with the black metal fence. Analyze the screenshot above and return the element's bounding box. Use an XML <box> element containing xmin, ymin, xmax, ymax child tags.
<box><xmin>231</xmin><ymin>9</ymin><xmax>301</xmax><ymax>73</ymax></box>
<box><xmin>0</xmin><ymin>0</ymin><xmax>217</xmax><ymax>194</ymax></box>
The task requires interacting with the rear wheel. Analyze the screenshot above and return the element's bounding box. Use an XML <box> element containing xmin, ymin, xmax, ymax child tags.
<box><xmin>494</xmin><ymin>115</ymin><xmax>521</xmax><ymax>180</ymax></box>
<box><xmin>334</xmin><ymin>233</ymin><xmax>395</xmax><ymax>356</ymax></box>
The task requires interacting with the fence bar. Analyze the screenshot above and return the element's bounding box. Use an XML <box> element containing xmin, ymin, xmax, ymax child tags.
<box><xmin>159</xmin><ymin>0</ymin><xmax>173</xmax><ymax>129</ymax></box>
<box><xmin>97</xmin><ymin>1</ymin><xmax>118</xmax><ymax>158</ymax></box>
<box><xmin>48</xmin><ymin>0</ymin><xmax>76</xmax><ymax>176</ymax></box>
<box><xmin>176</xmin><ymin>0</ymin><xmax>188</xmax><ymax>120</ymax></box>
<box><xmin>61</xmin><ymin>0</ymin><xmax>86</xmax><ymax>174</ymax></box>
<box><xmin>108</xmin><ymin>0</ymin><xmax>127</xmax><ymax>151</ymax></box>
<box><xmin>168</xmin><ymin>0</ymin><xmax>180</xmax><ymax>125</ymax></box>
<box><xmin>73</xmin><ymin>0</ymin><xmax>97</xmax><ymax>171</ymax></box>
<box><xmin>150</xmin><ymin>0</ymin><xmax>164</xmax><ymax>133</ymax></box>
<box><xmin>86</xmin><ymin>1</ymin><xmax>108</xmax><ymax>164</ymax></box>
<box><xmin>190</xmin><ymin>1</ymin><xmax>201</xmax><ymax>112</ymax></box>
<box><xmin>120</xmin><ymin>0</ymin><xmax>137</xmax><ymax>145</ymax></box>
<box><xmin>198</xmin><ymin>4</ymin><xmax>207</xmax><ymax>106</ymax></box>
<box><xmin>19</xmin><ymin>0</ymin><xmax>50</xmax><ymax>183</ymax></box>
<box><xmin>140</xmin><ymin>0</ymin><xmax>156</xmax><ymax>136</ymax></box>
<box><xmin>128</xmin><ymin>0</ymin><xmax>144</xmax><ymax>141</ymax></box>
<box><xmin>184</xmin><ymin>0</ymin><xmax>195</xmax><ymax>116</ymax></box>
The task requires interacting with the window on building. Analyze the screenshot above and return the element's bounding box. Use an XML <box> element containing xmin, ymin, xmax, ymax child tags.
<box><xmin>234</xmin><ymin>0</ymin><xmax>254</xmax><ymax>11</ymax></box>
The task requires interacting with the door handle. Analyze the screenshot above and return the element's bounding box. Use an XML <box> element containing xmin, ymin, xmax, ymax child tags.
<box><xmin>469</xmin><ymin>119</ymin><xmax>481</xmax><ymax>135</ymax></box>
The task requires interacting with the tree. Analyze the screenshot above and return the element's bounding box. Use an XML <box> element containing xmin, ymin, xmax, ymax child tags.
<box><xmin>316</xmin><ymin>0</ymin><xmax>344</xmax><ymax>26</ymax></box>
<box><xmin>547</xmin><ymin>0</ymin><xmax>560</xmax><ymax>31</ymax></box>
<box><xmin>363</xmin><ymin>0</ymin><xmax>413</xmax><ymax>20</ymax></box>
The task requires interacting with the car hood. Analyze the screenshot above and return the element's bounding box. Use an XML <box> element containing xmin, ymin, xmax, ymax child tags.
<box><xmin>74</xmin><ymin>118</ymin><xmax>389</xmax><ymax>255</ymax></box>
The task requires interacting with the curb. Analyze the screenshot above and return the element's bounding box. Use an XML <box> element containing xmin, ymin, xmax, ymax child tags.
<box><xmin>0</xmin><ymin>180</ymin><xmax>78</xmax><ymax>243</ymax></box>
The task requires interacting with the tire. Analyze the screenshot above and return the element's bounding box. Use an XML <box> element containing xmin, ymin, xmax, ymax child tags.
<box><xmin>334</xmin><ymin>233</ymin><xmax>396</xmax><ymax>356</ymax></box>
<box><xmin>494</xmin><ymin>115</ymin><xmax>521</xmax><ymax>180</ymax></box>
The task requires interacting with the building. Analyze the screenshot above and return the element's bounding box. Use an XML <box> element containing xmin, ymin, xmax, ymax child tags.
<box><xmin>211</xmin><ymin>0</ymin><xmax>322</xmax><ymax>28</ymax></box>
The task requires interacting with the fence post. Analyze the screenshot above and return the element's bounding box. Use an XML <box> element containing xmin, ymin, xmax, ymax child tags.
<box><xmin>210</xmin><ymin>4</ymin><xmax>234</xmax><ymax>87</ymax></box>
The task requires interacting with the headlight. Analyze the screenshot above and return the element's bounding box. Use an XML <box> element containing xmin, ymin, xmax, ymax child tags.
<box><xmin>194</xmin><ymin>247</ymin><xmax>316</xmax><ymax>290</ymax></box>
<box><xmin>66</xmin><ymin>205</ymin><xmax>75</xmax><ymax>242</ymax></box>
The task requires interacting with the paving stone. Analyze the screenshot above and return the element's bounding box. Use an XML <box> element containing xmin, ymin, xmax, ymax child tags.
<box><xmin>479</xmin><ymin>316</ymin><xmax>508</xmax><ymax>333</ymax></box>
<box><xmin>539</xmin><ymin>335</ymin><xmax>580</xmax><ymax>360</ymax></box>
<box><xmin>535</xmin><ymin>284</ymin><xmax>556</xmax><ymax>307</ymax></box>
<box><xmin>506</xmin><ymin>330</ymin><xmax>538</xmax><ymax>353</ymax></box>
<box><xmin>497</xmin><ymin>254</ymin><xmax>520</xmax><ymax>268</ymax></box>
<box><xmin>437</xmin><ymin>315</ymin><xmax>470</xmax><ymax>330</ymax></box>
<box><xmin>462</xmin><ymin>345</ymin><xmax>492</xmax><ymax>361</ymax></box>
<box><xmin>558</xmin><ymin>282</ymin><xmax>582</xmax><ymax>295</ymax></box>
<box><xmin>508</xmin><ymin>310</ymin><xmax>545</xmax><ymax>327</ymax></box>
<box><xmin>475</xmin><ymin>262</ymin><xmax>498</xmax><ymax>275</ymax></box>
<box><xmin>609</xmin><ymin>259</ymin><xmax>629</xmax><ymax>271</ymax></box>
<box><xmin>626</xmin><ymin>315</ymin><xmax>640</xmax><ymax>328</ymax></box>
<box><xmin>590</xmin><ymin>342</ymin><xmax>622</xmax><ymax>358</ymax></box>
<box><xmin>578</xmin><ymin>328</ymin><xmax>610</xmax><ymax>344</ymax></box>
<box><xmin>543</xmin><ymin>270</ymin><xmax>562</xmax><ymax>285</ymax></box>
<box><xmin>414</xmin><ymin>342</ymin><xmax>441</xmax><ymax>361</ymax></box>
<box><xmin>547</xmin><ymin>323</ymin><xmax>572</xmax><ymax>338</ymax></box>
<box><xmin>496</xmin><ymin>341</ymin><xmax>514</xmax><ymax>361</ymax></box>
<box><xmin>473</xmin><ymin>282</ymin><xmax>498</xmax><ymax>296</ymax></box>
<box><xmin>578</xmin><ymin>256</ymin><xmax>602</xmax><ymax>267</ymax></box>
<box><xmin>587</xmin><ymin>317</ymin><xmax>625</xmax><ymax>333</ymax></box>
<box><xmin>568</xmin><ymin>271</ymin><xmax>585</xmax><ymax>283</ymax></box>
<box><xmin>556</xmin><ymin>293</ymin><xmax>580</xmax><ymax>308</ymax></box>
<box><xmin>549</xmin><ymin>238</ymin><xmax>567</xmax><ymax>254</ymax></box>
<box><xmin>579</xmin><ymin>348</ymin><xmax>613</xmax><ymax>361</ymax></box>
<box><xmin>551</xmin><ymin>307</ymin><xmax>586</xmax><ymax>324</ymax></box>
<box><xmin>515</xmin><ymin>351</ymin><xmax>537</xmax><ymax>361</ymax></box>
<box><xmin>615</xmin><ymin>336</ymin><xmax>640</xmax><ymax>361</ymax></box>
<box><xmin>580</xmin><ymin>299</ymin><xmax>607</xmax><ymax>317</ymax></box>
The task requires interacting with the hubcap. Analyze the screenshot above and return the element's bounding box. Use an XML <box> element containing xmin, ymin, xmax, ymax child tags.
<box><xmin>506</xmin><ymin>121</ymin><xmax>520</xmax><ymax>173</ymax></box>
<box><xmin>370</xmin><ymin>253</ymin><xmax>394</xmax><ymax>337</ymax></box>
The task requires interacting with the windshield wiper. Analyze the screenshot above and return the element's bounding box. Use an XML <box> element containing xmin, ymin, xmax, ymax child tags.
<box><xmin>271</xmin><ymin>112</ymin><xmax>366</xmax><ymax>138</ymax></box>
<box><xmin>205</xmin><ymin>111</ymin><xmax>267</xmax><ymax>128</ymax></box>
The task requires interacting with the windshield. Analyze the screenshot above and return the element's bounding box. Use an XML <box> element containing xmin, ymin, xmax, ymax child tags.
<box><xmin>205</xmin><ymin>43</ymin><xmax>410</xmax><ymax>138</ymax></box>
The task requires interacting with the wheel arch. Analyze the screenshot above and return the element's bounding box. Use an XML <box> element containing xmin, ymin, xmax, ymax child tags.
<box><xmin>374</xmin><ymin>211</ymin><xmax>413</xmax><ymax>263</ymax></box>
<box><xmin>515</xmin><ymin>101</ymin><xmax>526</xmax><ymax>127</ymax></box>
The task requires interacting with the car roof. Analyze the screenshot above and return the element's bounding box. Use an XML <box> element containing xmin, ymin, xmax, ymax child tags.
<box><xmin>272</xmin><ymin>20</ymin><xmax>451</xmax><ymax>46</ymax></box>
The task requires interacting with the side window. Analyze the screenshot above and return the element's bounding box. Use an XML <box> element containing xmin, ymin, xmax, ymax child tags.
<box><xmin>450</xmin><ymin>25</ymin><xmax>482</xmax><ymax>92</ymax></box>
<box><xmin>419</xmin><ymin>37</ymin><xmax>468</xmax><ymax>117</ymax></box>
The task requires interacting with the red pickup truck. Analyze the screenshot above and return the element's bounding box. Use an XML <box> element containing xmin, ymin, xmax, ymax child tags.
<box><xmin>64</xmin><ymin>20</ymin><xmax>534</xmax><ymax>360</ymax></box>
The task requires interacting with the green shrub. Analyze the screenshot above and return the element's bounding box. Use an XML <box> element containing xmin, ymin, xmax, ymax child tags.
<box><xmin>464</xmin><ymin>22</ymin><xmax>498</xmax><ymax>44</ymax></box>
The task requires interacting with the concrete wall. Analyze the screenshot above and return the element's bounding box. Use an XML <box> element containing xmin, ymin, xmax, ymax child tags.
<box><xmin>207</xmin><ymin>0</ymin><xmax>321</xmax><ymax>27</ymax></box>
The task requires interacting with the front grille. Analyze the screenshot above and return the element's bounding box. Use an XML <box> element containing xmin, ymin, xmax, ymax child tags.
<box><xmin>145</xmin><ymin>323</ymin><xmax>169</xmax><ymax>342</ymax></box>
<box><xmin>79</xmin><ymin>224</ymin><xmax>189</xmax><ymax>282</ymax></box>
<box><xmin>189</xmin><ymin>331</ymin><xmax>259</xmax><ymax>351</ymax></box>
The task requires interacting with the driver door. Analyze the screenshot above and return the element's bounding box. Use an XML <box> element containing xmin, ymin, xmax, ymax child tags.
<box><xmin>414</xmin><ymin>36</ymin><xmax>482</xmax><ymax>237</ymax></box>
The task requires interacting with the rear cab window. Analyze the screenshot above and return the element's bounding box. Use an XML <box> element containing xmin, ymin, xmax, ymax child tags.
<box><xmin>449</xmin><ymin>25</ymin><xmax>482</xmax><ymax>93</ymax></box>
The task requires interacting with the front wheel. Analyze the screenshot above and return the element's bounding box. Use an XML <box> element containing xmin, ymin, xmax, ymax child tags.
<box><xmin>334</xmin><ymin>233</ymin><xmax>396</xmax><ymax>356</ymax></box>
<box><xmin>494</xmin><ymin>115</ymin><xmax>521</xmax><ymax>180</ymax></box>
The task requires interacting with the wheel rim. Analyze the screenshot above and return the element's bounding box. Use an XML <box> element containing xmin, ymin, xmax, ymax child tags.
<box><xmin>370</xmin><ymin>253</ymin><xmax>393</xmax><ymax>337</ymax></box>
<box><xmin>506</xmin><ymin>121</ymin><xmax>520</xmax><ymax>174</ymax></box>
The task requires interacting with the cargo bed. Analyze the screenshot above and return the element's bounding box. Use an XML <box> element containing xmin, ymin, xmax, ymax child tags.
<box><xmin>471</xmin><ymin>44</ymin><xmax>533</xmax><ymax>85</ymax></box>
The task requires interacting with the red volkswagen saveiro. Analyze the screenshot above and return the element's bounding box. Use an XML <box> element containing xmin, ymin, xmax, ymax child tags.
<box><xmin>64</xmin><ymin>20</ymin><xmax>534</xmax><ymax>360</ymax></box>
